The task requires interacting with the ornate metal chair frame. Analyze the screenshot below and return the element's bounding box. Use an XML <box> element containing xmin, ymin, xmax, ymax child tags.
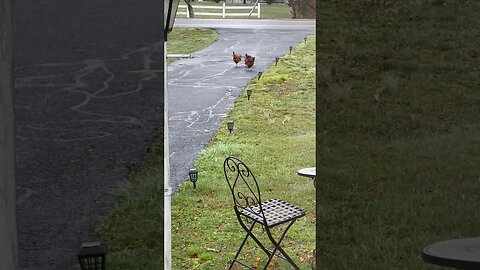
<box><xmin>224</xmin><ymin>156</ymin><xmax>305</xmax><ymax>269</ymax></box>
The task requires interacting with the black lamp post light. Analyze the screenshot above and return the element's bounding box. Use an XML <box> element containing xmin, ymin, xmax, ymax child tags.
<box><xmin>77</xmin><ymin>242</ymin><xmax>107</xmax><ymax>270</ymax></box>
<box><xmin>275</xmin><ymin>57</ymin><xmax>280</xmax><ymax>66</ymax></box>
<box><xmin>247</xmin><ymin>88</ymin><xmax>252</xmax><ymax>100</ymax></box>
<box><xmin>289</xmin><ymin>46</ymin><xmax>293</xmax><ymax>53</ymax></box>
<box><xmin>189</xmin><ymin>168</ymin><xmax>198</xmax><ymax>190</ymax></box>
<box><xmin>257</xmin><ymin>71</ymin><xmax>263</xmax><ymax>80</ymax></box>
<box><xmin>304</xmin><ymin>37</ymin><xmax>308</xmax><ymax>43</ymax></box>
<box><xmin>227</xmin><ymin>120</ymin><xmax>234</xmax><ymax>134</ymax></box>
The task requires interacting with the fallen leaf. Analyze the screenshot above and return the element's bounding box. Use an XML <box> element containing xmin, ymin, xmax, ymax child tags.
<box><xmin>206</xmin><ymin>247</ymin><xmax>221</xmax><ymax>253</ymax></box>
<box><xmin>252</xmin><ymin>257</ymin><xmax>260</xmax><ymax>269</ymax></box>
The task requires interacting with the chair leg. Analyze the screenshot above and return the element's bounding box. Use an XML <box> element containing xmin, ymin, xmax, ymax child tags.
<box><xmin>245</xmin><ymin>226</ymin><xmax>273</xmax><ymax>258</ymax></box>
<box><xmin>233</xmin><ymin>216</ymin><xmax>300</xmax><ymax>269</ymax></box>
<box><xmin>273</xmin><ymin>244</ymin><xmax>300</xmax><ymax>270</ymax></box>
<box><xmin>229</xmin><ymin>222</ymin><xmax>255</xmax><ymax>270</ymax></box>
<box><xmin>236</xmin><ymin>216</ymin><xmax>272</xmax><ymax>258</ymax></box>
<box><xmin>263</xmin><ymin>220</ymin><xmax>300</xmax><ymax>270</ymax></box>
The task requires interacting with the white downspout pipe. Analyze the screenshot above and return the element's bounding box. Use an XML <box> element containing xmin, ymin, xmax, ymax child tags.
<box><xmin>164</xmin><ymin>39</ymin><xmax>172</xmax><ymax>270</ymax></box>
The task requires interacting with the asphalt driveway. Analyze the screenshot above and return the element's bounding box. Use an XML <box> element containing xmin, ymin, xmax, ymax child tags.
<box><xmin>168</xmin><ymin>26</ymin><xmax>315</xmax><ymax>189</ymax></box>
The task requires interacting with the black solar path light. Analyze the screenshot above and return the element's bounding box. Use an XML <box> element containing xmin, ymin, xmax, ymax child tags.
<box><xmin>227</xmin><ymin>120</ymin><xmax>234</xmax><ymax>134</ymax></box>
<box><xmin>258</xmin><ymin>71</ymin><xmax>263</xmax><ymax>80</ymax></box>
<box><xmin>247</xmin><ymin>88</ymin><xmax>252</xmax><ymax>100</ymax></box>
<box><xmin>189</xmin><ymin>168</ymin><xmax>198</xmax><ymax>190</ymax></box>
<box><xmin>275</xmin><ymin>57</ymin><xmax>280</xmax><ymax>66</ymax></box>
<box><xmin>77</xmin><ymin>242</ymin><xmax>107</xmax><ymax>270</ymax></box>
<box><xmin>304</xmin><ymin>37</ymin><xmax>308</xmax><ymax>43</ymax></box>
<box><xmin>289</xmin><ymin>46</ymin><xmax>293</xmax><ymax>53</ymax></box>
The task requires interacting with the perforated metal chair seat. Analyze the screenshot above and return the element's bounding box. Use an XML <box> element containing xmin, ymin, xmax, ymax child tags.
<box><xmin>240</xmin><ymin>199</ymin><xmax>305</xmax><ymax>227</ymax></box>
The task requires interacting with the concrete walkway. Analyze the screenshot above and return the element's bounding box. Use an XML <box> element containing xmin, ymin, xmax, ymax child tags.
<box><xmin>168</xmin><ymin>27</ymin><xmax>315</xmax><ymax>190</ymax></box>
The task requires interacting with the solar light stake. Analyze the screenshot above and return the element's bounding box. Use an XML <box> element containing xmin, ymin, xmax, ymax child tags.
<box><xmin>289</xmin><ymin>46</ymin><xmax>293</xmax><ymax>53</ymax></box>
<box><xmin>189</xmin><ymin>168</ymin><xmax>198</xmax><ymax>190</ymax></box>
<box><xmin>247</xmin><ymin>89</ymin><xmax>252</xmax><ymax>100</ymax></box>
<box><xmin>227</xmin><ymin>120</ymin><xmax>234</xmax><ymax>134</ymax></box>
<box><xmin>275</xmin><ymin>57</ymin><xmax>279</xmax><ymax>66</ymax></box>
<box><xmin>258</xmin><ymin>71</ymin><xmax>263</xmax><ymax>80</ymax></box>
<box><xmin>77</xmin><ymin>242</ymin><xmax>107</xmax><ymax>270</ymax></box>
<box><xmin>304</xmin><ymin>37</ymin><xmax>308</xmax><ymax>43</ymax></box>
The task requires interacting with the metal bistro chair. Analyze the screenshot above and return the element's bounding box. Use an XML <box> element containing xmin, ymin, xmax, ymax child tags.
<box><xmin>223</xmin><ymin>157</ymin><xmax>306</xmax><ymax>269</ymax></box>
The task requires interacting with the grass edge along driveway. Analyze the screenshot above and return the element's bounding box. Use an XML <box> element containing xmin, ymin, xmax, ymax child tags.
<box><xmin>172</xmin><ymin>36</ymin><xmax>316</xmax><ymax>269</ymax></box>
<box><xmin>96</xmin><ymin>28</ymin><xmax>218</xmax><ymax>270</ymax></box>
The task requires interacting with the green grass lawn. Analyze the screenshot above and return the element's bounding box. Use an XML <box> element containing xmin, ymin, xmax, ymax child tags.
<box><xmin>317</xmin><ymin>1</ymin><xmax>480</xmax><ymax>269</ymax></box>
<box><xmin>167</xmin><ymin>28</ymin><xmax>219</xmax><ymax>63</ymax></box>
<box><xmin>171</xmin><ymin>36</ymin><xmax>316</xmax><ymax>269</ymax></box>
<box><xmin>96</xmin><ymin>28</ymin><xmax>218</xmax><ymax>269</ymax></box>
<box><xmin>176</xmin><ymin>2</ymin><xmax>293</xmax><ymax>19</ymax></box>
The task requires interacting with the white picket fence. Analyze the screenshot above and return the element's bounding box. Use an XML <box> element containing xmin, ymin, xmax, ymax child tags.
<box><xmin>177</xmin><ymin>3</ymin><xmax>261</xmax><ymax>18</ymax></box>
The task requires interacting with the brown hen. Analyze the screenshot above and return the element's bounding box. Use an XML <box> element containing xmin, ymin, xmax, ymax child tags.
<box><xmin>244</xmin><ymin>54</ymin><xmax>255</xmax><ymax>70</ymax></box>
<box><xmin>232</xmin><ymin>52</ymin><xmax>242</xmax><ymax>67</ymax></box>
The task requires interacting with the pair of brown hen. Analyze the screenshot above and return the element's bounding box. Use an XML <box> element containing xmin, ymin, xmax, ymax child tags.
<box><xmin>232</xmin><ymin>52</ymin><xmax>255</xmax><ymax>70</ymax></box>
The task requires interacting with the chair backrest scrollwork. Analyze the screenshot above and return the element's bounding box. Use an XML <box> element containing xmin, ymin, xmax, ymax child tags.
<box><xmin>224</xmin><ymin>157</ymin><xmax>262</xmax><ymax>216</ymax></box>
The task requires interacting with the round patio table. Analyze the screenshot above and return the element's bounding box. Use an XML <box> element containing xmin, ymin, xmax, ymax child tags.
<box><xmin>297</xmin><ymin>167</ymin><xmax>316</xmax><ymax>269</ymax></box>
<box><xmin>297</xmin><ymin>167</ymin><xmax>316</xmax><ymax>187</ymax></box>
<box><xmin>421</xmin><ymin>237</ymin><xmax>480</xmax><ymax>270</ymax></box>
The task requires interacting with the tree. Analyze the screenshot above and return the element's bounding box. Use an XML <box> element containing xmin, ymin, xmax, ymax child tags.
<box><xmin>0</xmin><ymin>0</ymin><xmax>18</xmax><ymax>269</ymax></box>
<box><xmin>184</xmin><ymin>0</ymin><xmax>195</xmax><ymax>17</ymax></box>
<box><xmin>288</xmin><ymin>0</ymin><xmax>315</xmax><ymax>19</ymax></box>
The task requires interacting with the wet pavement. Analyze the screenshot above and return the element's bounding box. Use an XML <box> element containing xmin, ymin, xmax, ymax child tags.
<box><xmin>14</xmin><ymin>0</ymin><xmax>163</xmax><ymax>269</ymax></box>
<box><xmin>168</xmin><ymin>27</ymin><xmax>315</xmax><ymax>190</ymax></box>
